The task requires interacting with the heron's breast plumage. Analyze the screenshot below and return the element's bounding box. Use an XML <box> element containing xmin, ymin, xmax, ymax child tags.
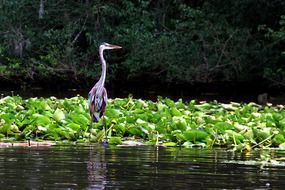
<box><xmin>88</xmin><ymin>85</ymin><xmax>107</xmax><ymax>122</ymax></box>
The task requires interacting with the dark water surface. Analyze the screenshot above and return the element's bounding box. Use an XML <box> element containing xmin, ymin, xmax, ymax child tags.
<box><xmin>0</xmin><ymin>145</ymin><xmax>285</xmax><ymax>190</ymax></box>
<box><xmin>0</xmin><ymin>87</ymin><xmax>258</xmax><ymax>103</ymax></box>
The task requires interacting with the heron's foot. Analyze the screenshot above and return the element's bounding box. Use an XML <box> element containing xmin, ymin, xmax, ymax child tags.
<box><xmin>100</xmin><ymin>138</ymin><xmax>108</xmax><ymax>145</ymax></box>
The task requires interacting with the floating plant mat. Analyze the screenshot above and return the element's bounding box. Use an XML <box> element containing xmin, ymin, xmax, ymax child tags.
<box><xmin>0</xmin><ymin>95</ymin><xmax>285</xmax><ymax>150</ymax></box>
<box><xmin>221</xmin><ymin>159</ymin><xmax>285</xmax><ymax>168</ymax></box>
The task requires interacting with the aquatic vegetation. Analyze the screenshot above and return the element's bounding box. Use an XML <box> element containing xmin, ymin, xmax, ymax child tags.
<box><xmin>0</xmin><ymin>95</ymin><xmax>285</xmax><ymax>149</ymax></box>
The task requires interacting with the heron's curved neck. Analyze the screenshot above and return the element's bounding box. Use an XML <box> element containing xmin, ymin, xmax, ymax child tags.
<box><xmin>98</xmin><ymin>48</ymin><xmax>106</xmax><ymax>86</ymax></box>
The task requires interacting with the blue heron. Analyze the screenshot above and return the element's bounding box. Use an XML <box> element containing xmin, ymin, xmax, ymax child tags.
<box><xmin>88</xmin><ymin>42</ymin><xmax>122</xmax><ymax>141</ymax></box>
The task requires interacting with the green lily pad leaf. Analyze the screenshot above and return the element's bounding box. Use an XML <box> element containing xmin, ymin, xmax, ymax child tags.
<box><xmin>66</xmin><ymin>123</ymin><xmax>81</xmax><ymax>130</ymax></box>
<box><xmin>234</xmin><ymin>123</ymin><xmax>248</xmax><ymax>131</ymax></box>
<box><xmin>278</xmin><ymin>119</ymin><xmax>285</xmax><ymax>128</ymax></box>
<box><xmin>33</xmin><ymin>114</ymin><xmax>51</xmax><ymax>126</ymax></box>
<box><xmin>273</xmin><ymin>134</ymin><xmax>285</xmax><ymax>145</ymax></box>
<box><xmin>0</xmin><ymin>134</ymin><xmax>5</xmax><ymax>139</ymax></box>
<box><xmin>127</xmin><ymin>126</ymin><xmax>142</xmax><ymax>136</ymax></box>
<box><xmin>183</xmin><ymin>130</ymin><xmax>208</xmax><ymax>142</ymax></box>
<box><xmin>16</xmin><ymin>105</ymin><xmax>25</xmax><ymax>111</ymax></box>
<box><xmin>279</xmin><ymin>142</ymin><xmax>285</xmax><ymax>149</ymax></box>
<box><xmin>157</xmin><ymin>102</ymin><xmax>167</xmax><ymax>112</ymax></box>
<box><xmin>163</xmin><ymin>142</ymin><xmax>177</xmax><ymax>147</ymax></box>
<box><xmin>134</xmin><ymin>108</ymin><xmax>144</xmax><ymax>114</ymax></box>
<box><xmin>221</xmin><ymin>103</ymin><xmax>237</xmax><ymax>111</ymax></box>
<box><xmin>175</xmin><ymin>133</ymin><xmax>186</xmax><ymax>141</ymax></box>
<box><xmin>10</xmin><ymin>124</ymin><xmax>20</xmax><ymax>133</ymax></box>
<box><xmin>37</xmin><ymin>125</ymin><xmax>47</xmax><ymax>132</ymax></box>
<box><xmin>136</xmin><ymin>118</ymin><xmax>147</xmax><ymax>124</ymax></box>
<box><xmin>1</xmin><ymin>113</ymin><xmax>15</xmax><ymax>124</ymax></box>
<box><xmin>273</xmin><ymin>113</ymin><xmax>283</xmax><ymax>121</ymax></box>
<box><xmin>126</xmin><ymin>116</ymin><xmax>136</xmax><ymax>124</ymax></box>
<box><xmin>172</xmin><ymin>116</ymin><xmax>187</xmax><ymax>130</ymax></box>
<box><xmin>194</xmin><ymin>103</ymin><xmax>212</xmax><ymax>111</ymax></box>
<box><xmin>107</xmin><ymin>108</ymin><xmax>122</xmax><ymax>118</ymax></box>
<box><xmin>113</xmin><ymin>123</ymin><xmax>126</xmax><ymax>135</ymax></box>
<box><xmin>54</xmin><ymin>109</ymin><xmax>65</xmax><ymax>122</ymax></box>
<box><xmin>109</xmin><ymin>137</ymin><xmax>122</xmax><ymax>145</ymax></box>
<box><xmin>164</xmin><ymin>98</ymin><xmax>175</xmax><ymax>107</ymax></box>
<box><xmin>254</xmin><ymin>127</ymin><xmax>272</xmax><ymax>141</ymax></box>
<box><xmin>42</xmin><ymin>102</ymin><xmax>52</xmax><ymax>111</ymax></box>
<box><xmin>171</xmin><ymin>107</ymin><xmax>182</xmax><ymax>116</ymax></box>
<box><xmin>225</xmin><ymin>130</ymin><xmax>244</xmax><ymax>144</ymax></box>
<box><xmin>243</xmin><ymin>129</ymin><xmax>254</xmax><ymax>139</ymax></box>
<box><xmin>68</xmin><ymin>113</ymin><xmax>89</xmax><ymax>126</ymax></box>
<box><xmin>215</xmin><ymin>122</ymin><xmax>233</xmax><ymax>131</ymax></box>
<box><xmin>0</xmin><ymin>124</ymin><xmax>11</xmax><ymax>134</ymax></box>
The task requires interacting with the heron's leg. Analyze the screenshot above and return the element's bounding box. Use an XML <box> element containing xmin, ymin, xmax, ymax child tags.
<box><xmin>102</xmin><ymin>115</ymin><xmax>108</xmax><ymax>143</ymax></box>
<box><xmin>103</xmin><ymin>115</ymin><xmax>108</xmax><ymax>142</ymax></box>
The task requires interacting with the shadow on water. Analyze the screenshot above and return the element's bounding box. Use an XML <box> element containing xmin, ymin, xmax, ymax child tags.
<box><xmin>0</xmin><ymin>86</ymin><xmax>261</xmax><ymax>103</ymax></box>
<box><xmin>0</xmin><ymin>145</ymin><xmax>285</xmax><ymax>189</ymax></box>
<box><xmin>2</xmin><ymin>79</ymin><xmax>285</xmax><ymax>103</ymax></box>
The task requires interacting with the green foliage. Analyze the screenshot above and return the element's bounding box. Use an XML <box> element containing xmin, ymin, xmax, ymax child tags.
<box><xmin>259</xmin><ymin>15</ymin><xmax>285</xmax><ymax>87</ymax></box>
<box><xmin>0</xmin><ymin>1</ymin><xmax>284</xmax><ymax>86</ymax></box>
<box><xmin>1</xmin><ymin>95</ymin><xmax>285</xmax><ymax>150</ymax></box>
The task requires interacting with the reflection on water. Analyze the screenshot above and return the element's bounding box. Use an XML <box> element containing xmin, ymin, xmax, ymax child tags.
<box><xmin>0</xmin><ymin>145</ymin><xmax>285</xmax><ymax>189</ymax></box>
<box><xmin>87</xmin><ymin>146</ymin><xmax>107</xmax><ymax>189</ymax></box>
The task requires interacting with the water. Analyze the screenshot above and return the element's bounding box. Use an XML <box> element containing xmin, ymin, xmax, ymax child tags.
<box><xmin>0</xmin><ymin>87</ymin><xmax>257</xmax><ymax>103</ymax></box>
<box><xmin>0</xmin><ymin>145</ymin><xmax>284</xmax><ymax>189</ymax></box>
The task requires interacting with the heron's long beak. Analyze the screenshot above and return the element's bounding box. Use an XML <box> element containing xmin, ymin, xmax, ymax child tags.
<box><xmin>110</xmin><ymin>44</ymin><xmax>122</xmax><ymax>49</ymax></box>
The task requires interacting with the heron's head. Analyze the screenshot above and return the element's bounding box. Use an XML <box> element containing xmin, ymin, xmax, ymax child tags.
<box><xmin>100</xmin><ymin>42</ymin><xmax>122</xmax><ymax>51</ymax></box>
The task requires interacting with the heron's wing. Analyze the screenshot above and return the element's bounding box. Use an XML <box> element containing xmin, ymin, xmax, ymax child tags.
<box><xmin>88</xmin><ymin>90</ymin><xmax>96</xmax><ymax>121</ymax></box>
<box><xmin>88</xmin><ymin>91</ymin><xmax>93</xmax><ymax>108</ymax></box>
<box><xmin>88</xmin><ymin>87</ymin><xmax>107</xmax><ymax>122</ymax></box>
<box><xmin>102</xmin><ymin>88</ymin><xmax>108</xmax><ymax>108</ymax></box>
<box><xmin>95</xmin><ymin>87</ymin><xmax>107</xmax><ymax>113</ymax></box>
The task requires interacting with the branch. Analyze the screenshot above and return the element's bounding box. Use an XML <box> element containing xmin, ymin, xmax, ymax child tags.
<box><xmin>265</xmin><ymin>77</ymin><xmax>285</xmax><ymax>87</ymax></box>
<box><xmin>71</xmin><ymin>15</ymin><xmax>88</xmax><ymax>46</ymax></box>
<box><xmin>216</xmin><ymin>30</ymin><xmax>237</xmax><ymax>67</ymax></box>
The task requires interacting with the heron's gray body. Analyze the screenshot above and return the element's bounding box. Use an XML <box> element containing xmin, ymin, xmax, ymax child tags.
<box><xmin>88</xmin><ymin>42</ymin><xmax>121</xmax><ymax>122</ymax></box>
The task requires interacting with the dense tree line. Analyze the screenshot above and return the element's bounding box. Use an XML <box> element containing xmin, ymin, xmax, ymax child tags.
<box><xmin>0</xmin><ymin>0</ymin><xmax>284</xmax><ymax>90</ymax></box>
